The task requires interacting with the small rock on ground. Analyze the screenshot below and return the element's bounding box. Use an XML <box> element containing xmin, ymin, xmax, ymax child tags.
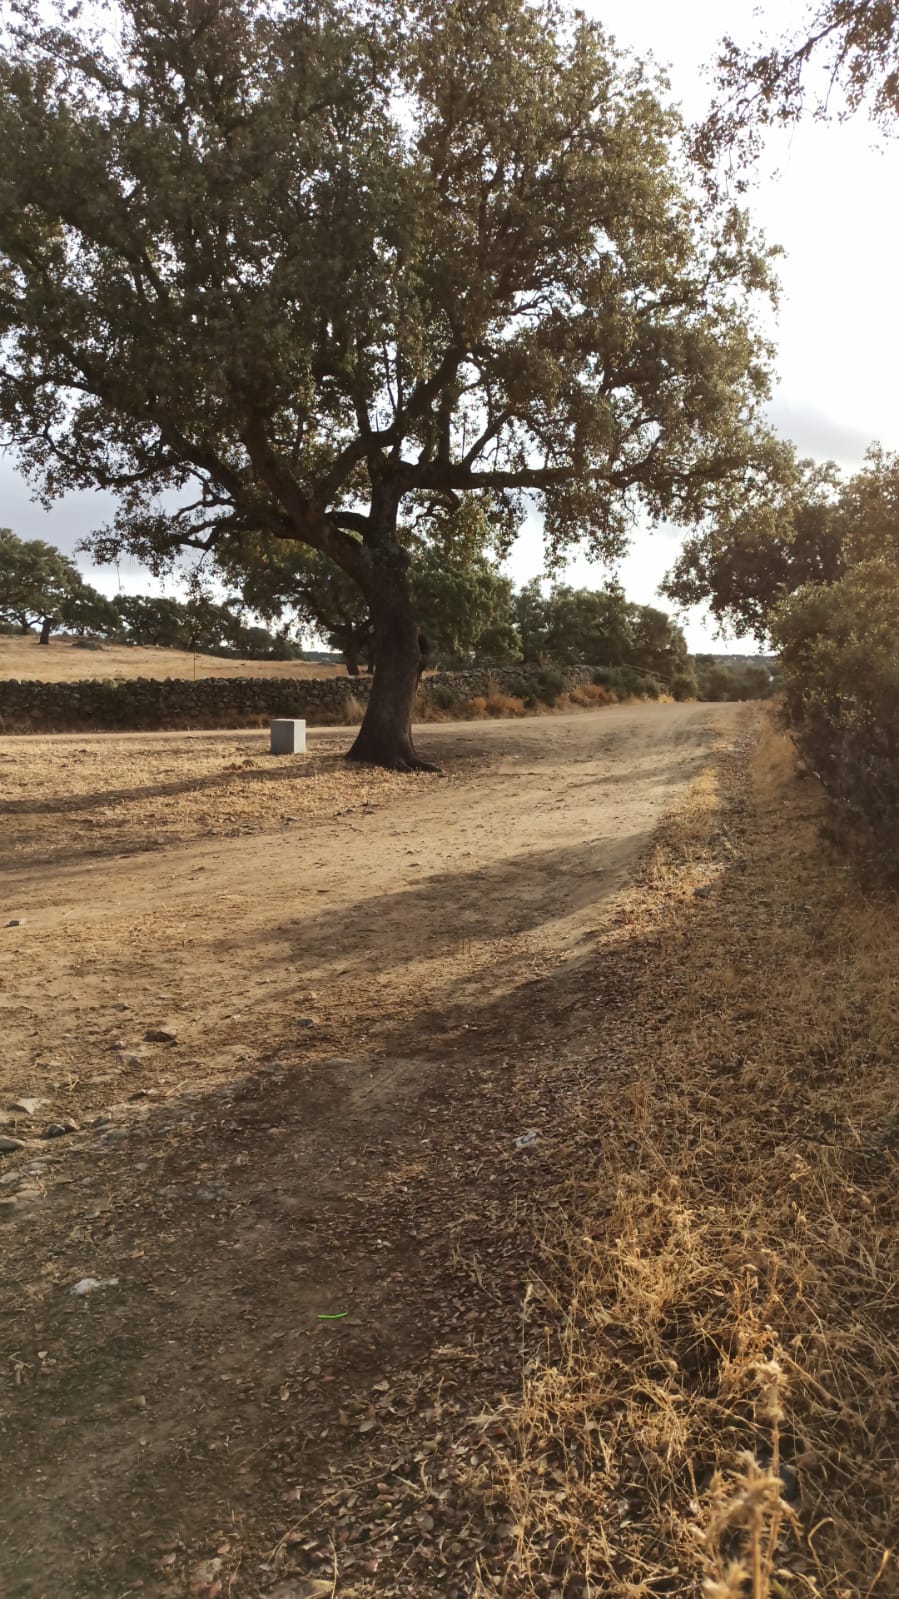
<box><xmin>8</xmin><ymin>1098</ymin><xmax>44</xmax><ymax>1116</ymax></box>
<box><xmin>70</xmin><ymin>1277</ymin><xmax>119</xmax><ymax>1297</ymax></box>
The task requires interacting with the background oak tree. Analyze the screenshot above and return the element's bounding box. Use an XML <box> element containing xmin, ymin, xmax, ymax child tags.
<box><xmin>664</xmin><ymin>446</ymin><xmax>899</xmax><ymax>641</ymax></box>
<box><xmin>0</xmin><ymin>529</ymin><xmax>92</xmax><ymax>643</ymax></box>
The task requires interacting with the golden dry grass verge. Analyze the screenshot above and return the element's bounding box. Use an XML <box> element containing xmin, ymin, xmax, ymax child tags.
<box><xmin>464</xmin><ymin>716</ymin><xmax>898</xmax><ymax>1599</ymax></box>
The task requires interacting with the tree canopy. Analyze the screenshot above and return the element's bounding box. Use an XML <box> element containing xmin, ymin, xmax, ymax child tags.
<box><xmin>0</xmin><ymin>0</ymin><xmax>780</xmax><ymax>765</ymax></box>
<box><xmin>663</xmin><ymin>446</ymin><xmax>899</xmax><ymax>641</ymax></box>
<box><xmin>0</xmin><ymin>528</ymin><xmax>92</xmax><ymax>642</ymax></box>
<box><xmin>513</xmin><ymin>581</ymin><xmax>688</xmax><ymax>681</ymax></box>
<box><xmin>218</xmin><ymin>503</ymin><xmax>521</xmax><ymax>670</ymax></box>
<box><xmin>697</xmin><ymin>1</ymin><xmax>899</xmax><ymax>169</ymax></box>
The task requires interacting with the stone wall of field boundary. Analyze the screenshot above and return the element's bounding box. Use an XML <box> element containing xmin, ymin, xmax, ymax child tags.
<box><xmin>0</xmin><ymin>664</ymin><xmax>597</xmax><ymax>734</ymax></box>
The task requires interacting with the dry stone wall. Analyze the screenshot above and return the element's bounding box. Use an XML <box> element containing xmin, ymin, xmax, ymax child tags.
<box><xmin>0</xmin><ymin>664</ymin><xmax>596</xmax><ymax>734</ymax></box>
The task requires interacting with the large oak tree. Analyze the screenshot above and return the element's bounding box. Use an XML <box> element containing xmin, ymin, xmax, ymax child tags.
<box><xmin>0</xmin><ymin>0</ymin><xmax>778</xmax><ymax>767</ymax></box>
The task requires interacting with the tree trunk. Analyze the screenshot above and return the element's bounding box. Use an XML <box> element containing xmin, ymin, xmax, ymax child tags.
<box><xmin>340</xmin><ymin>483</ymin><xmax>439</xmax><ymax>772</ymax></box>
<box><xmin>347</xmin><ymin>587</ymin><xmax>436</xmax><ymax>770</ymax></box>
<box><xmin>38</xmin><ymin>615</ymin><xmax>52</xmax><ymax>646</ymax></box>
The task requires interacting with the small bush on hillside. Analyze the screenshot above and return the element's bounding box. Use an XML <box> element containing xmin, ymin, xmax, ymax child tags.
<box><xmin>535</xmin><ymin>667</ymin><xmax>567</xmax><ymax>705</ymax></box>
<box><xmin>670</xmin><ymin>671</ymin><xmax>698</xmax><ymax>701</ymax></box>
<box><xmin>592</xmin><ymin>664</ymin><xmax>661</xmax><ymax>699</ymax></box>
<box><xmin>773</xmin><ymin>559</ymin><xmax>899</xmax><ymax>866</ymax></box>
<box><xmin>566</xmin><ymin>682</ymin><xmax>609</xmax><ymax>706</ymax></box>
<box><xmin>627</xmin><ymin>667</ymin><xmax>661</xmax><ymax>698</ymax></box>
<box><xmin>428</xmin><ymin>684</ymin><xmax>459</xmax><ymax>712</ymax></box>
<box><xmin>502</xmin><ymin>674</ymin><xmax>537</xmax><ymax>704</ymax></box>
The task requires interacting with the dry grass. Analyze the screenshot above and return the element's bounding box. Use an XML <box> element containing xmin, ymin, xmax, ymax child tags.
<box><xmin>0</xmin><ymin>729</ymin><xmax>441</xmax><ymax>870</ymax></box>
<box><xmin>336</xmin><ymin>692</ymin><xmax>366</xmax><ymax>724</ymax></box>
<box><xmin>459</xmin><ymin>694</ymin><xmax>488</xmax><ymax>718</ymax></box>
<box><xmin>464</xmin><ymin>718</ymin><xmax>898</xmax><ymax>1599</ymax></box>
<box><xmin>417</xmin><ymin>692</ymin><xmax>528</xmax><ymax>721</ymax></box>
<box><xmin>0</xmin><ymin>635</ymin><xmax>347</xmax><ymax>681</ymax></box>
<box><xmin>485</xmin><ymin>693</ymin><xmax>528</xmax><ymax>717</ymax></box>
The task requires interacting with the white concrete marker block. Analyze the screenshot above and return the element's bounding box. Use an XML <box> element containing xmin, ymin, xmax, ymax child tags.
<box><xmin>270</xmin><ymin>718</ymin><xmax>307</xmax><ymax>755</ymax></box>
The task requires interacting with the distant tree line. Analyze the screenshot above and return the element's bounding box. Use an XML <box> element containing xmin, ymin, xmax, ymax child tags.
<box><xmin>0</xmin><ymin>530</ymin><xmax>302</xmax><ymax>659</ymax></box>
<box><xmin>1</xmin><ymin>526</ymin><xmax>779</xmax><ymax>700</ymax></box>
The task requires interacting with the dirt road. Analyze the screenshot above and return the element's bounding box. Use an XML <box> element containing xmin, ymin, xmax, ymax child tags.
<box><xmin>0</xmin><ymin>703</ymin><xmax>744</xmax><ymax>1598</ymax></box>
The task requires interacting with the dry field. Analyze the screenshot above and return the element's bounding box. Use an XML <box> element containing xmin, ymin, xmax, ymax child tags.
<box><xmin>0</xmin><ymin>634</ymin><xmax>345</xmax><ymax>682</ymax></box>
<box><xmin>0</xmin><ymin>729</ymin><xmax>430</xmax><ymax>871</ymax></box>
<box><xmin>0</xmin><ymin>703</ymin><xmax>896</xmax><ymax>1599</ymax></box>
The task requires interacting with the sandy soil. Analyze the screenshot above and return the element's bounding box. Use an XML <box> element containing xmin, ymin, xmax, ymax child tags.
<box><xmin>0</xmin><ymin>703</ymin><xmax>745</xmax><ymax>1599</ymax></box>
<box><xmin>0</xmin><ymin>635</ymin><xmax>345</xmax><ymax>682</ymax></box>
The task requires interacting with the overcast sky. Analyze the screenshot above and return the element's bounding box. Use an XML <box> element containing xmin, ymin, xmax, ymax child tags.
<box><xmin>2</xmin><ymin>0</ymin><xmax>897</xmax><ymax>650</ymax></box>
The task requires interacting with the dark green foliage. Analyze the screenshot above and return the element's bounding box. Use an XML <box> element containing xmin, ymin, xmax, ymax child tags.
<box><xmin>628</xmin><ymin>605</ymin><xmax>691</xmax><ymax>680</ymax></box>
<box><xmin>111</xmin><ymin>595</ymin><xmax>192</xmax><ymax>650</ymax></box>
<box><xmin>663</xmin><ymin>457</ymin><xmax>844</xmax><ymax>641</ymax></box>
<box><xmin>591</xmin><ymin>665</ymin><xmax>662</xmax><ymax>699</ymax></box>
<box><xmin>427</xmin><ymin>685</ymin><xmax>460</xmax><ymax>712</ymax></box>
<box><xmin>692</xmin><ymin>656</ymin><xmax>775</xmax><ymax>701</ymax></box>
<box><xmin>135</xmin><ymin>596</ymin><xmax>300</xmax><ymax>659</ymax></box>
<box><xmin>0</xmin><ymin>529</ymin><xmax>89</xmax><ymax>641</ymax></box>
<box><xmin>503</xmin><ymin>675</ymin><xmax>537</xmax><ymax>705</ymax></box>
<box><xmin>697</xmin><ymin>664</ymin><xmax>741</xmax><ymax>702</ymax></box>
<box><xmin>516</xmin><ymin>583</ymin><xmax>689</xmax><ymax>682</ymax></box>
<box><xmin>411</xmin><ymin>547</ymin><xmax>520</xmax><ymax>667</ymax></box>
<box><xmin>534</xmin><ymin>668</ymin><xmax>567</xmax><ymax>705</ymax></box>
<box><xmin>774</xmin><ymin>561</ymin><xmax>899</xmax><ymax>866</ymax></box>
<box><xmin>516</xmin><ymin>583</ymin><xmax>632</xmax><ymax>666</ymax></box>
<box><xmin>670</xmin><ymin>671</ymin><xmax>699</xmax><ymax>701</ymax></box>
<box><xmin>615</xmin><ymin>666</ymin><xmax>662</xmax><ymax>699</ymax></box>
<box><xmin>61</xmin><ymin>585</ymin><xmax>124</xmax><ymax>639</ymax></box>
<box><xmin>665</xmin><ymin>447</ymin><xmax>899</xmax><ymax>645</ymax></box>
<box><xmin>219</xmin><ymin>521</ymin><xmax>521</xmax><ymax>672</ymax></box>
